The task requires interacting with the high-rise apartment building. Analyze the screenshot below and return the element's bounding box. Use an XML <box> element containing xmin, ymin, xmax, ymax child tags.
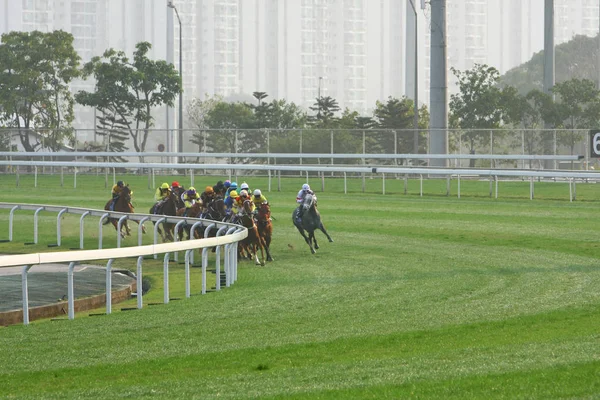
<box><xmin>2</xmin><ymin>0</ymin><xmax>599</xmax><ymax>122</ymax></box>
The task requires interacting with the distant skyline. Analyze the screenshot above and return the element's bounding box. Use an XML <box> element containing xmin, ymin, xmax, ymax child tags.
<box><xmin>1</xmin><ymin>0</ymin><xmax>598</xmax><ymax>131</ymax></box>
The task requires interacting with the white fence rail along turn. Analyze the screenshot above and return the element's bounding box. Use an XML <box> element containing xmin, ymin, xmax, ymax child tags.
<box><xmin>0</xmin><ymin>203</ymin><xmax>247</xmax><ymax>326</ymax></box>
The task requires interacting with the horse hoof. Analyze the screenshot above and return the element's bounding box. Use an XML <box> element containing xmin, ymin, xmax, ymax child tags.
<box><xmin>260</xmin><ymin>262</ymin><xmax>265</xmax><ymax>266</ymax></box>
<box><xmin>311</xmin><ymin>249</ymin><xmax>316</xmax><ymax>254</ymax></box>
<box><xmin>329</xmin><ymin>239</ymin><xmax>334</xmax><ymax>242</ymax></box>
<box><xmin>267</xmin><ymin>257</ymin><xmax>274</xmax><ymax>262</ymax></box>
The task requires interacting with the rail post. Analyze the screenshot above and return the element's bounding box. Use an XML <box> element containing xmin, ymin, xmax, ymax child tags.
<box><xmin>21</xmin><ymin>265</ymin><xmax>33</xmax><ymax>325</ymax></box>
<box><xmin>105</xmin><ymin>259</ymin><xmax>115</xmax><ymax>314</ymax></box>
<box><xmin>67</xmin><ymin>261</ymin><xmax>77</xmax><ymax>320</ymax></box>
<box><xmin>214</xmin><ymin>226</ymin><xmax>228</xmax><ymax>291</ymax></box>
<box><xmin>98</xmin><ymin>213</ymin><xmax>109</xmax><ymax>249</ymax></box>
<box><xmin>33</xmin><ymin>207</ymin><xmax>44</xmax><ymax>244</ymax></box>
<box><xmin>56</xmin><ymin>208</ymin><xmax>68</xmax><ymax>246</ymax></box>
<box><xmin>79</xmin><ymin>211</ymin><xmax>90</xmax><ymax>249</ymax></box>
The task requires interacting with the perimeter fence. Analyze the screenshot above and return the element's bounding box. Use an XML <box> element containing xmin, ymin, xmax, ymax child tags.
<box><xmin>0</xmin><ymin>128</ymin><xmax>594</xmax><ymax>171</ymax></box>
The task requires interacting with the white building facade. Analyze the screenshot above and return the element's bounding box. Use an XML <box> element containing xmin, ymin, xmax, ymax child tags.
<box><xmin>1</xmin><ymin>0</ymin><xmax>599</xmax><ymax>122</ymax></box>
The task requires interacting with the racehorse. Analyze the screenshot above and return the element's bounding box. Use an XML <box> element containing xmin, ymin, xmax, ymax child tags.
<box><xmin>292</xmin><ymin>193</ymin><xmax>333</xmax><ymax>254</ymax></box>
<box><xmin>150</xmin><ymin>191</ymin><xmax>179</xmax><ymax>242</ymax></box>
<box><xmin>239</xmin><ymin>199</ymin><xmax>267</xmax><ymax>266</ymax></box>
<box><xmin>176</xmin><ymin>201</ymin><xmax>202</xmax><ymax>240</ymax></box>
<box><xmin>204</xmin><ymin>197</ymin><xmax>226</xmax><ymax>222</ymax></box>
<box><xmin>255</xmin><ymin>202</ymin><xmax>274</xmax><ymax>262</ymax></box>
<box><xmin>103</xmin><ymin>186</ymin><xmax>145</xmax><ymax>238</ymax></box>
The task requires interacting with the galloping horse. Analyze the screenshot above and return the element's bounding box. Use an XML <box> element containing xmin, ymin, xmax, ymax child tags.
<box><xmin>239</xmin><ymin>199</ymin><xmax>267</xmax><ymax>266</ymax></box>
<box><xmin>255</xmin><ymin>202</ymin><xmax>274</xmax><ymax>262</ymax></box>
<box><xmin>104</xmin><ymin>186</ymin><xmax>144</xmax><ymax>238</ymax></box>
<box><xmin>292</xmin><ymin>193</ymin><xmax>333</xmax><ymax>254</ymax></box>
<box><xmin>204</xmin><ymin>197</ymin><xmax>226</xmax><ymax>222</ymax></box>
<box><xmin>150</xmin><ymin>191</ymin><xmax>179</xmax><ymax>242</ymax></box>
<box><xmin>175</xmin><ymin>201</ymin><xmax>202</xmax><ymax>240</ymax></box>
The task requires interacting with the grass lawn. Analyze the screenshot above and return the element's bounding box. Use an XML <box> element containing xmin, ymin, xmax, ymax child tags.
<box><xmin>0</xmin><ymin>173</ymin><xmax>599</xmax><ymax>399</ymax></box>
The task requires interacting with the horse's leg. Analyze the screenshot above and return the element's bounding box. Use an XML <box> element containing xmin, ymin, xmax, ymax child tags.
<box><xmin>319</xmin><ymin>222</ymin><xmax>334</xmax><ymax>242</ymax></box>
<box><xmin>111</xmin><ymin>220</ymin><xmax>125</xmax><ymax>238</ymax></box>
<box><xmin>125</xmin><ymin>221</ymin><xmax>131</xmax><ymax>237</ymax></box>
<box><xmin>312</xmin><ymin>230</ymin><xmax>320</xmax><ymax>250</ymax></box>
<box><xmin>300</xmin><ymin>228</ymin><xmax>315</xmax><ymax>253</ymax></box>
<box><xmin>307</xmin><ymin>231</ymin><xmax>317</xmax><ymax>254</ymax></box>
<box><xmin>261</xmin><ymin>233</ymin><xmax>273</xmax><ymax>262</ymax></box>
<box><xmin>157</xmin><ymin>225</ymin><xmax>167</xmax><ymax>243</ymax></box>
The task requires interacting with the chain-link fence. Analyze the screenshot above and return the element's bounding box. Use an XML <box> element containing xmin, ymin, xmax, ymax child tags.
<box><xmin>0</xmin><ymin>128</ymin><xmax>593</xmax><ymax>171</ymax></box>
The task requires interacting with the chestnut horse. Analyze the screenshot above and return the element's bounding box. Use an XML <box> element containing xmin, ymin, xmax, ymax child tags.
<box><xmin>238</xmin><ymin>199</ymin><xmax>267</xmax><ymax>266</ymax></box>
<box><xmin>104</xmin><ymin>186</ymin><xmax>145</xmax><ymax>238</ymax></box>
<box><xmin>255</xmin><ymin>202</ymin><xmax>274</xmax><ymax>262</ymax></box>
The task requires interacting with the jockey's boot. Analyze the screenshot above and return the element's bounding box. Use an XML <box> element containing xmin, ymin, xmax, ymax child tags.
<box><xmin>295</xmin><ymin>208</ymin><xmax>303</xmax><ymax>224</ymax></box>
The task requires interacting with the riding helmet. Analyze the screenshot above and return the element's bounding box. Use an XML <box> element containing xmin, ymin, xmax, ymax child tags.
<box><xmin>229</xmin><ymin>190</ymin><xmax>238</xmax><ymax>198</ymax></box>
<box><xmin>254</xmin><ymin>189</ymin><xmax>262</xmax><ymax>197</ymax></box>
<box><xmin>171</xmin><ymin>181</ymin><xmax>180</xmax><ymax>188</ymax></box>
<box><xmin>205</xmin><ymin>186</ymin><xmax>214</xmax><ymax>193</ymax></box>
<box><xmin>117</xmin><ymin>180</ymin><xmax>124</xmax><ymax>187</ymax></box>
<box><xmin>302</xmin><ymin>183</ymin><xmax>310</xmax><ymax>191</ymax></box>
<box><xmin>161</xmin><ymin>182</ymin><xmax>169</xmax><ymax>189</ymax></box>
<box><xmin>240</xmin><ymin>182</ymin><xmax>249</xmax><ymax>190</ymax></box>
<box><xmin>224</xmin><ymin>180</ymin><xmax>231</xmax><ymax>188</ymax></box>
<box><xmin>240</xmin><ymin>190</ymin><xmax>249</xmax><ymax>198</ymax></box>
<box><xmin>187</xmin><ymin>188</ymin><xmax>196</xmax><ymax>196</ymax></box>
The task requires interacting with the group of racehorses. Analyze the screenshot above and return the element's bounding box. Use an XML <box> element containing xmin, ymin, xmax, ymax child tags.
<box><xmin>103</xmin><ymin>184</ymin><xmax>332</xmax><ymax>263</ymax></box>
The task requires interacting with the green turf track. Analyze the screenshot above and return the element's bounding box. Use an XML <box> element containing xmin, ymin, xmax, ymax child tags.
<box><xmin>0</xmin><ymin>173</ymin><xmax>599</xmax><ymax>399</ymax></box>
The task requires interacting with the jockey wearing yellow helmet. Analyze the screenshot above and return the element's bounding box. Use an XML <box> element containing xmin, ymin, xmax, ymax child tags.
<box><xmin>155</xmin><ymin>182</ymin><xmax>171</xmax><ymax>202</ymax></box>
<box><xmin>109</xmin><ymin>180</ymin><xmax>125</xmax><ymax>211</ymax></box>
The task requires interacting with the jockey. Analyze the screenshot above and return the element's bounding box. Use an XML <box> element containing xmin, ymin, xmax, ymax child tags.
<box><xmin>235</xmin><ymin>190</ymin><xmax>255</xmax><ymax>216</ymax></box>
<box><xmin>225</xmin><ymin>189</ymin><xmax>238</xmax><ymax>219</ymax></box>
<box><xmin>200</xmin><ymin>186</ymin><xmax>215</xmax><ymax>214</ymax></box>
<box><xmin>153</xmin><ymin>183</ymin><xmax>171</xmax><ymax>214</ymax></box>
<box><xmin>224</xmin><ymin>180</ymin><xmax>231</xmax><ymax>190</ymax></box>
<box><xmin>155</xmin><ymin>182</ymin><xmax>171</xmax><ymax>202</ymax></box>
<box><xmin>225</xmin><ymin>181</ymin><xmax>238</xmax><ymax>197</ymax></box>
<box><xmin>252</xmin><ymin>188</ymin><xmax>268</xmax><ymax>208</ymax></box>
<box><xmin>110</xmin><ymin>180</ymin><xmax>125</xmax><ymax>211</ymax></box>
<box><xmin>213</xmin><ymin>181</ymin><xmax>226</xmax><ymax>198</ymax></box>
<box><xmin>171</xmin><ymin>181</ymin><xmax>183</xmax><ymax>195</ymax></box>
<box><xmin>183</xmin><ymin>187</ymin><xmax>200</xmax><ymax>209</ymax></box>
<box><xmin>295</xmin><ymin>183</ymin><xmax>316</xmax><ymax>224</ymax></box>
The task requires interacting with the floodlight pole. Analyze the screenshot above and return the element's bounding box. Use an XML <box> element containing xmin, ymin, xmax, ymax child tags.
<box><xmin>168</xmin><ymin>1</ymin><xmax>184</xmax><ymax>154</ymax></box>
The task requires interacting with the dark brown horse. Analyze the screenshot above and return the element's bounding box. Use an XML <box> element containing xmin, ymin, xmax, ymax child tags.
<box><xmin>255</xmin><ymin>202</ymin><xmax>274</xmax><ymax>262</ymax></box>
<box><xmin>150</xmin><ymin>191</ymin><xmax>179</xmax><ymax>242</ymax></box>
<box><xmin>104</xmin><ymin>186</ymin><xmax>145</xmax><ymax>238</ymax></box>
<box><xmin>239</xmin><ymin>199</ymin><xmax>266</xmax><ymax>266</ymax></box>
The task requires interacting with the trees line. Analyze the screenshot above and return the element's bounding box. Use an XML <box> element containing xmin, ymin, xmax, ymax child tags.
<box><xmin>0</xmin><ymin>30</ymin><xmax>596</xmax><ymax>161</ymax></box>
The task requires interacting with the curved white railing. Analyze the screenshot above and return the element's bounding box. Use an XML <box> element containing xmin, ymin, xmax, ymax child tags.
<box><xmin>0</xmin><ymin>203</ymin><xmax>248</xmax><ymax>325</ymax></box>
